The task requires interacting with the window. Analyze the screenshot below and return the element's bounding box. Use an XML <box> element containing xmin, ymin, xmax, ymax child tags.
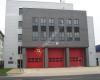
<box><xmin>59</xmin><ymin>27</ymin><xmax>65</xmax><ymax>41</ymax></box>
<box><xmin>49</xmin><ymin>32</ymin><xmax>55</xmax><ymax>41</ymax></box>
<box><xmin>49</xmin><ymin>26</ymin><xmax>54</xmax><ymax>32</ymax></box>
<box><xmin>67</xmin><ymin>27</ymin><xmax>72</xmax><ymax>32</ymax></box>
<box><xmin>49</xmin><ymin>18</ymin><xmax>54</xmax><ymax>25</ymax></box>
<box><xmin>40</xmin><ymin>18</ymin><xmax>46</xmax><ymax>26</ymax></box>
<box><xmin>41</xmin><ymin>26</ymin><xmax>46</xmax><ymax>32</ymax></box>
<box><xmin>49</xmin><ymin>26</ymin><xmax>55</xmax><ymax>41</ymax></box>
<box><xmin>32</xmin><ymin>32</ymin><xmax>39</xmax><ymax>41</ymax></box>
<box><xmin>32</xmin><ymin>17</ymin><xmax>39</xmax><ymax>41</ymax></box>
<box><xmin>18</xmin><ymin>46</ymin><xmax>22</xmax><ymax>54</ymax></box>
<box><xmin>66</xmin><ymin>19</ymin><xmax>72</xmax><ymax>25</ymax></box>
<box><xmin>18</xmin><ymin>21</ymin><xmax>23</xmax><ymax>28</ymax></box>
<box><xmin>74</xmin><ymin>27</ymin><xmax>79</xmax><ymax>32</ymax></box>
<box><xmin>32</xmin><ymin>26</ymin><xmax>38</xmax><ymax>32</ymax></box>
<box><xmin>32</xmin><ymin>17</ymin><xmax>38</xmax><ymax>26</ymax></box>
<box><xmin>58</xmin><ymin>19</ymin><xmax>65</xmax><ymax>41</ymax></box>
<box><xmin>74</xmin><ymin>27</ymin><xmax>80</xmax><ymax>41</ymax></box>
<box><xmin>40</xmin><ymin>18</ymin><xmax>47</xmax><ymax>41</ymax></box>
<box><xmin>59</xmin><ymin>27</ymin><xmax>64</xmax><ymax>32</ymax></box>
<box><xmin>19</xmin><ymin>8</ymin><xmax>23</xmax><ymax>15</ymax></box>
<box><xmin>73</xmin><ymin>19</ymin><xmax>79</xmax><ymax>25</ymax></box>
<box><xmin>59</xmin><ymin>32</ymin><xmax>65</xmax><ymax>41</ymax></box>
<box><xmin>40</xmin><ymin>26</ymin><xmax>47</xmax><ymax>41</ymax></box>
<box><xmin>67</xmin><ymin>27</ymin><xmax>73</xmax><ymax>41</ymax></box>
<box><xmin>58</xmin><ymin>19</ymin><xmax>64</xmax><ymax>26</ymax></box>
<box><xmin>49</xmin><ymin>18</ymin><xmax>55</xmax><ymax>41</ymax></box>
<box><xmin>40</xmin><ymin>32</ymin><xmax>47</xmax><ymax>41</ymax></box>
<box><xmin>18</xmin><ymin>34</ymin><xmax>22</xmax><ymax>41</ymax></box>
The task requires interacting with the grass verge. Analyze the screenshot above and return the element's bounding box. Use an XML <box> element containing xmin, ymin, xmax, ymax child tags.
<box><xmin>0</xmin><ymin>68</ymin><xmax>12</xmax><ymax>76</ymax></box>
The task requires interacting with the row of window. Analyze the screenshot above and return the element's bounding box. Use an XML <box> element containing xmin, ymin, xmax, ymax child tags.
<box><xmin>18</xmin><ymin>19</ymin><xmax>79</xmax><ymax>29</ymax></box>
<box><xmin>32</xmin><ymin>32</ymin><xmax>80</xmax><ymax>41</ymax></box>
<box><xmin>32</xmin><ymin>26</ymin><xmax>80</xmax><ymax>41</ymax></box>
<box><xmin>18</xmin><ymin>32</ymin><xmax>80</xmax><ymax>41</ymax></box>
<box><xmin>32</xmin><ymin>18</ymin><xmax>79</xmax><ymax>25</ymax></box>
<box><xmin>32</xmin><ymin>26</ymin><xmax>79</xmax><ymax>32</ymax></box>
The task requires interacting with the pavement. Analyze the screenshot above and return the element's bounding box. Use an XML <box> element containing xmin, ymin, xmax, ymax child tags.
<box><xmin>7</xmin><ymin>67</ymin><xmax>100</xmax><ymax>77</ymax></box>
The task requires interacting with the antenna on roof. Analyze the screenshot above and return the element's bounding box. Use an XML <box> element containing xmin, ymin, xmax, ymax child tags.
<box><xmin>60</xmin><ymin>0</ymin><xmax>65</xmax><ymax>3</ymax></box>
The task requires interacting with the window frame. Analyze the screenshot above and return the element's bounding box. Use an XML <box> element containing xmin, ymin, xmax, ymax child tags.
<box><xmin>18</xmin><ymin>34</ymin><xmax>22</xmax><ymax>41</ymax></box>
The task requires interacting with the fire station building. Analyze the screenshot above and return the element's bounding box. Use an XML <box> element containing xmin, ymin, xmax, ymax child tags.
<box><xmin>4</xmin><ymin>0</ymin><xmax>96</xmax><ymax>68</ymax></box>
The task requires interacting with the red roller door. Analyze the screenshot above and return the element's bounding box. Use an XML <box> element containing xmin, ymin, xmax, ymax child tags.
<box><xmin>26</xmin><ymin>48</ymin><xmax>44</xmax><ymax>68</ymax></box>
<box><xmin>69</xmin><ymin>48</ymin><xmax>85</xmax><ymax>67</ymax></box>
<box><xmin>48</xmin><ymin>48</ymin><xmax>64</xmax><ymax>68</ymax></box>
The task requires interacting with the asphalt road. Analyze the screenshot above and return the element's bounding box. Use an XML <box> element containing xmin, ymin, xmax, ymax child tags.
<box><xmin>0</xmin><ymin>74</ymin><xmax>100</xmax><ymax>80</ymax></box>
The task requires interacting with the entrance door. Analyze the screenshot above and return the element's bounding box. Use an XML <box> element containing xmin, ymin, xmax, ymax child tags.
<box><xmin>26</xmin><ymin>48</ymin><xmax>44</xmax><ymax>68</ymax></box>
<box><xmin>69</xmin><ymin>48</ymin><xmax>85</xmax><ymax>67</ymax></box>
<box><xmin>48</xmin><ymin>48</ymin><xmax>64</xmax><ymax>68</ymax></box>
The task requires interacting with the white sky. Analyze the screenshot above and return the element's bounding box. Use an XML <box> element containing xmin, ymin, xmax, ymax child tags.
<box><xmin>0</xmin><ymin>0</ymin><xmax>100</xmax><ymax>45</ymax></box>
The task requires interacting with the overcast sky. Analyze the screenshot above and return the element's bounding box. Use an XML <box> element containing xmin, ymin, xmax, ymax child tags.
<box><xmin>0</xmin><ymin>0</ymin><xmax>100</xmax><ymax>45</ymax></box>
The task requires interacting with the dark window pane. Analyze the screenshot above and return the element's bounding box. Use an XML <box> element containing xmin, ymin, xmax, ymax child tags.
<box><xmin>59</xmin><ymin>27</ymin><xmax>64</xmax><ymax>32</ymax></box>
<box><xmin>74</xmin><ymin>27</ymin><xmax>79</xmax><ymax>32</ymax></box>
<box><xmin>32</xmin><ymin>26</ymin><xmax>38</xmax><ymax>32</ymax></box>
<box><xmin>41</xmin><ymin>26</ymin><xmax>46</xmax><ymax>32</ymax></box>
<box><xmin>67</xmin><ymin>27</ymin><xmax>72</xmax><ymax>32</ymax></box>
<box><xmin>49</xmin><ymin>26</ymin><xmax>54</xmax><ymax>32</ymax></box>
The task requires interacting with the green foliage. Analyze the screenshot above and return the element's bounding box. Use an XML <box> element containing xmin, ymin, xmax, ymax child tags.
<box><xmin>0</xmin><ymin>68</ymin><xmax>12</xmax><ymax>76</ymax></box>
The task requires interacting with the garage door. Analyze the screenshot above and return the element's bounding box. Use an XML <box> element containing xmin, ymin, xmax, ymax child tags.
<box><xmin>69</xmin><ymin>48</ymin><xmax>85</xmax><ymax>67</ymax></box>
<box><xmin>26</xmin><ymin>48</ymin><xmax>44</xmax><ymax>68</ymax></box>
<box><xmin>48</xmin><ymin>48</ymin><xmax>64</xmax><ymax>68</ymax></box>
